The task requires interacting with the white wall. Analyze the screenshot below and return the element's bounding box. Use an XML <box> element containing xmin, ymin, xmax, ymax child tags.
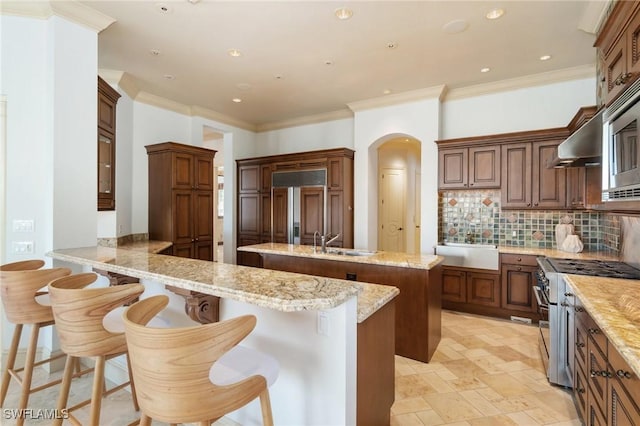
<box><xmin>253</xmin><ymin>118</ymin><xmax>354</xmax><ymax>156</ymax></box>
<box><xmin>353</xmin><ymin>99</ymin><xmax>442</xmax><ymax>252</ymax></box>
<box><xmin>442</xmin><ymin>78</ymin><xmax>596</xmax><ymax>139</ymax></box>
<box><xmin>2</xmin><ymin>14</ymin><xmax>98</xmax><ymax>349</ymax></box>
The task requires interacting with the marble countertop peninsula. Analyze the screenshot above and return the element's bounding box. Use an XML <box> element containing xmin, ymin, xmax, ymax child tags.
<box><xmin>238</xmin><ymin>243</ymin><xmax>444</xmax><ymax>270</ymax></box>
<box><xmin>47</xmin><ymin>246</ymin><xmax>398</xmax><ymax>323</ymax></box>
<box><xmin>565</xmin><ymin>274</ymin><xmax>640</xmax><ymax>377</ymax></box>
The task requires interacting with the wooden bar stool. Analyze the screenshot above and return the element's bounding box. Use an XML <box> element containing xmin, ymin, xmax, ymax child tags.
<box><xmin>47</xmin><ymin>272</ymin><xmax>145</xmax><ymax>426</ymax></box>
<box><xmin>0</xmin><ymin>260</ymin><xmax>72</xmax><ymax>425</ymax></box>
<box><xmin>123</xmin><ymin>295</ymin><xmax>279</xmax><ymax>426</ymax></box>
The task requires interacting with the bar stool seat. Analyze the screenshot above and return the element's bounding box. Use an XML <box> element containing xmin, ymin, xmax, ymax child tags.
<box><xmin>0</xmin><ymin>260</ymin><xmax>72</xmax><ymax>426</ymax></box>
<box><xmin>123</xmin><ymin>295</ymin><xmax>279</xmax><ymax>426</ymax></box>
<box><xmin>48</xmin><ymin>272</ymin><xmax>145</xmax><ymax>426</ymax></box>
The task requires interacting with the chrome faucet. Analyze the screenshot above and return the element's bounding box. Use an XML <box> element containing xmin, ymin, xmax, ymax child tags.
<box><xmin>314</xmin><ymin>231</ymin><xmax>341</xmax><ymax>253</ymax></box>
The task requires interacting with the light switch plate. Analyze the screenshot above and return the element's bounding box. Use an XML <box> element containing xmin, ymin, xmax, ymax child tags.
<box><xmin>317</xmin><ymin>311</ymin><xmax>329</xmax><ymax>336</ymax></box>
<box><xmin>12</xmin><ymin>241</ymin><xmax>34</xmax><ymax>254</ymax></box>
<box><xmin>12</xmin><ymin>219</ymin><xmax>35</xmax><ymax>232</ymax></box>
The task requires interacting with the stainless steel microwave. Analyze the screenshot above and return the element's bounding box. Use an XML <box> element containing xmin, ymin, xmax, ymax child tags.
<box><xmin>603</xmin><ymin>80</ymin><xmax>640</xmax><ymax>201</ymax></box>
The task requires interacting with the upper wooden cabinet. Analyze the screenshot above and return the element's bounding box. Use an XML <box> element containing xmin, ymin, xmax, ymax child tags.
<box><xmin>97</xmin><ymin>77</ymin><xmax>120</xmax><ymax>211</ymax></box>
<box><xmin>438</xmin><ymin>146</ymin><xmax>500</xmax><ymax>189</ymax></box>
<box><xmin>146</xmin><ymin>142</ymin><xmax>216</xmax><ymax>261</ymax></box>
<box><xmin>595</xmin><ymin>1</ymin><xmax>640</xmax><ymax>106</ymax></box>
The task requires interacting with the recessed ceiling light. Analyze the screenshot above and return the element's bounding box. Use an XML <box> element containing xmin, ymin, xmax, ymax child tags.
<box><xmin>540</xmin><ymin>55</ymin><xmax>552</xmax><ymax>61</ymax></box>
<box><xmin>274</xmin><ymin>74</ymin><xmax>283</xmax><ymax>80</ymax></box>
<box><xmin>324</xmin><ymin>60</ymin><xmax>334</xmax><ymax>66</ymax></box>
<box><xmin>334</xmin><ymin>7</ymin><xmax>353</xmax><ymax>20</ymax></box>
<box><xmin>442</xmin><ymin>19</ymin><xmax>469</xmax><ymax>34</ymax></box>
<box><xmin>383</xmin><ymin>89</ymin><xmax>392</xmax><ymax>95</ymax></box>
<box><xmin>228</xmin><ymin>49</ymin><xmax>242</xmax><ymax>57</ymax></box>
<box><xmin>236</xmin><ymin>83</ymin><xmax>252</xmax><ymax>91</ymax></box>
<box><xmin>386</xmin><ymin>42</ymin><xmax>398</xmax><ymax>49</ymax></box>
<box><xmin>163</xmin><ymin>74</ymin><xmax>175</xmax><ymax>80</ymax></box>
<box><xmin>149</xmin><ymin>49</ymin><xmax>161</xmax><ymax>56</ymax></box>
<box><xmin>480</xmin><ymin>67</ymin><xmax>491</xmax><ymax>73</ymax></box>
<box><xmin>232</xmin><ymin>98</ymin><xmax>242</xmax><ymax>103</ymax></box>
<box><xmin>155</xmin><ymin>3</ymin><xmax>172</xmax><ymax>14</ymax></box>
<box><xmin>187</xmin><ymin>0</ymin><xmax>200</xmax><ymax>4</ymax></box>
<box><xmin>485</xmin><ymin>8</ymin><xmax>504</xmax><ymax>20</ymax></box>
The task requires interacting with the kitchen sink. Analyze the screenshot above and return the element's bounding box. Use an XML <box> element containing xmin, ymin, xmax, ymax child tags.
<box><xmin>435</xmin><ymin>242</ymin><xmax>499</xmax><ymax>270</ymax></box>
<box><xmin>325</xmin><ymin>248</ymin><xmax>377</xmax><ymax>257</ymax></box>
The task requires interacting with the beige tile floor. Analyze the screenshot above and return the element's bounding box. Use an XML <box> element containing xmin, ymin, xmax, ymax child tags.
<box><xmin>3</xmin><ymin>310</ymin><xmax>579</xmax><ymax>425</ymax></box>
<box><xmin>391</xmin><ymin>310</ymin><xmax>580</xmax><ymax>426</ymax></box>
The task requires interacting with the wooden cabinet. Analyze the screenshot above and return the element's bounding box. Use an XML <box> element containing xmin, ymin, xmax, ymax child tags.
<box><xmin>236</xmin><ymin>148</ymin><xmax>354</xmax><ymax>258</ymax></box>
<box><xmin>573</xmin><ymin>299</ymin><xmax>640</xmax><ymax>425</ymax></box>
<box><xmin>500</xmin><ymin>254</ymin><xmax>538</xmax><ymax>313</ymax></box>
<box><xmin>97</xmin><ymin>77</ymin><xmax>120</xmax><ymax>211</ymax></box>
<box><xmin>441</xmin><ymin>266</ymin><xmax>504</xmax><ymax>315</ymax></box>
<box><xmin>438</xmin><ymin>146</ymin><xmax>500</xmax><ymax>189</ymax></box>
<box><xmin>146</xmin><ymin>142</ymin><xmax>216</xmax><ymax>261</ymax></box>
<box><xmin>255</xmin><ymin>252</ymin><xmax>442</xmax><ymax>364</ymax></box>
<box><xmin>596</xmin><ymin>1</ymin><xmax>640</xmax><ymax>106</ymax></box>
<box><xmin>502</xmin><ymin>140</ymin><xmax>566</xmax><ymax>209</ymax></box>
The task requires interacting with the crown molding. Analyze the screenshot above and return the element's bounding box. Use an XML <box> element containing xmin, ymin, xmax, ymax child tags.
<box><xmin>578</xmin><ymin>0</ymin><xmax>612</xmax><ymax>34</ymax></box>
<box><xmin>190</xmin><ymin>106</ymin><xmax>256</xmax><ymax>132</ymax></box>
<box><xmin>256</xmin><ymin>109</ymin><xmax>354</xmax><ymax>133</ymax></box>
<box><xmin>134</xmin><ymin>92</ymin><xmax>193</xmax><ymax>116</ymax></box>
<box><xmin>347</xmin><ymin>85</ymin><xmax>447</xmax><ymax>113</ymax></box>
<box><xmin>1</xmin><ymin>1</ymin><xmax>115</xmax><ymax>33</ymax></box>
<box><xmin>444</xmin><ymin>64</ymin><xmax>596</xmax><ymax>101</ymax></box>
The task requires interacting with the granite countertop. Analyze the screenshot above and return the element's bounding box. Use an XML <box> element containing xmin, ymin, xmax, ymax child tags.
<box><xmin>117</xmin><ymin>240</ymin><xmax>173</xmax><ymax>254</ymax></box>
<box><xmin>565</xmin><ymin>274</ymin><xmax>640</xmax><ymax>378</ymax></box>
<box><xmin>497</xmin><ymin>245</ymin><xmax>620</xmax><ymax>261</ymax></box>
<box><xmin>238</xmin><ymin>242</ymin><xmax>444</xmax><ymax>270</ymax></box>
<box><xmin>47</xmin><ymin>246</ymin><xmax>398</xmax><ymax>323</ymax></box>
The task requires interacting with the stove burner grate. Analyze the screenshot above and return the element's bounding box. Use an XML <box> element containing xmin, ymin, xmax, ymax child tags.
<box><xmin>547</xmin><ymin>258</ymin><xmax>640</xmax><ymax>280</ymax></box>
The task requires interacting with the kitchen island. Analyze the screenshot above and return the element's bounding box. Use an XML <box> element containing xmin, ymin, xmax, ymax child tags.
<box><xmin>238</xmin><ymin>243</ymin><xmax>444</xmax><ymax>363</ymax></box>
<box><xmin>48</xmin><ymin>246</ymin><xmax>398</xmax><ymax>426</ymax></box>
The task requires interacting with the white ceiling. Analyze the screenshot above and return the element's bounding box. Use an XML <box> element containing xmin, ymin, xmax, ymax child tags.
<box><xmin>81</xmin><ymin>0</ymin><xmax>607</xmax><ymax>130</ymax></box>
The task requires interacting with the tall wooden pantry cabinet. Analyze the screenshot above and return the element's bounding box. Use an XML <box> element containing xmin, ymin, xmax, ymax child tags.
<box><xmin>146</xmin><ymin>142</ymin><xmax>217</xmax><ymax>261</ymax></box>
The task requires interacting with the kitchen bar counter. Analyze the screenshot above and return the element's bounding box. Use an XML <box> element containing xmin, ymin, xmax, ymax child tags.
<box><xmin>239</xmin><ymin>242</ymin><xmax>444</xmax><ymax>269</ymax></box>
<box><xmin>47</xmin><ymin>246</ymin><xmax>397</xmax><ymax>323</ymax></box>
<box><xmin>565</xmin><ymin>274</ymin><xmax>640</xmax><ymax>377</ymax></box>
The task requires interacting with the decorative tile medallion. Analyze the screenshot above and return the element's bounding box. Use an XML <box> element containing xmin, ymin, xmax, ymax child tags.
<box><xmin>508</xmin><ymin>214</ymin><xmax>517</xmax><ymax>223</ymax></box>
<box><xmin>448</xmin><ymin>228</ymin><xmax>458</xmax><ymax>236</ymax></box>
<box><xmin>465</xmin><ymin>213</ymin><xmax>474</xmax><ymax>221</ymax></box>
<box><xmin>482</xmin><ymin>197</ymin><xmax>493</xmax><ymax>207</ymax></box>
<box><xmin>532</xmin><ymin>231</ymin><xmax>544</xmax><ymax>240</ymax></box>
<box><xmin>482</xmin><ymin>229</ymin><xmax>492</xmax><ymax>238</ymax></box>
<box><xmin>448</xmin><ymin>199</ymin><xmax>458</xmax><ymax>206</ymax></box>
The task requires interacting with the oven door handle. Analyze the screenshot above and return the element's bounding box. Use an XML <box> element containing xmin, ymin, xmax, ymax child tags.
<box><xmin>533</xmin><ymin>286</ymin><xmax>549</xmax><ymax>311</ymax></box>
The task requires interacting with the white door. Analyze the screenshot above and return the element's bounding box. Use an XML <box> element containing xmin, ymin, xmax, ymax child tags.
<box><xmin>379</xmin><ymin>168</ymin><xmax>406</xmax><ymax>252</ymax></box>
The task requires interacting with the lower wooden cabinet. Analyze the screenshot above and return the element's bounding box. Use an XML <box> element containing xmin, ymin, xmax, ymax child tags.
<box><xmin>573</xmin><ymin>300</ymin><xmax>640</xmax><ymax>425</ymax></box>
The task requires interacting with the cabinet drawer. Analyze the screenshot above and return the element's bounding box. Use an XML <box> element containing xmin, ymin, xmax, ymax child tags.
<box><xmin>500</xmin><ymin>253</ymin><xmax>538</xmax><ymax>266</ymax></box>
<box><xmin>608</xmin><ymin>343</ymin><xmax>640</xmax><ymax>405</ymax></box>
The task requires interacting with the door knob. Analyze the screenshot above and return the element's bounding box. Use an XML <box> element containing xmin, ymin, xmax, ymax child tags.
<box><xmin>398</xmin><ymin>227</ymin><xmax>403</xmax><ymax>231</ymax></box>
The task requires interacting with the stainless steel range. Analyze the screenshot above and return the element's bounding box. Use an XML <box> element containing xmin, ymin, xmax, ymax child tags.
<box><xmin>535</xmin><ymin>257</ymin><xmax>640</xmax><ymax>388</ymax></box>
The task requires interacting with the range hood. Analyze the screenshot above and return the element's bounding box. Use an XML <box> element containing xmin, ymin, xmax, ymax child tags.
<box><xmin>548</xmin><ymin>109</ymin><xmax>603</xmax><ymax>168</ymax></box>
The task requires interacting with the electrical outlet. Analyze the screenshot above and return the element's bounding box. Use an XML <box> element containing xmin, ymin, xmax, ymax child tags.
<box><xmin>317</xmin><ymin>311</ymin><xmax>329</xmax><ymax>336</ymax></box>
<box><xmin>12</xmin><ymin>241</ymin><xmax>34</xmax><ymax>254</ymax></box>
<box><xmin>12</xmin><ymin>219</ymin><xmax>35</xmax><ymax>232</ymax></box>
<box><xmin>512</xmin><ymin>230</ymin><xmax>517</xmax><ymax>237</ymax></box>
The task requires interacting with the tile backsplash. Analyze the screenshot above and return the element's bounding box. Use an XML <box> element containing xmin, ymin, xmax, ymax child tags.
<box><xmin>439</xmin><ymin>190</ymin><xmax>618</xmax><ymax>252</ymax></box>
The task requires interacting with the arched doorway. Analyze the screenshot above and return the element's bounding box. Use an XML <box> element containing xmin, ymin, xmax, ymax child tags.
<box><xmin>377</xmin><ymin>136</ymin><xmax>421</xmax><ymax>254</ymax></box>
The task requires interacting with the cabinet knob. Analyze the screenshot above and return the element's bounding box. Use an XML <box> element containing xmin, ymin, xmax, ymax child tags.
<box><xmin>576</xmin><ymin>342</ymin><xmax>585</xmax><ymax>348</ymax></box>
<box><xmin>534</xmin><ymin>203</ymin><xmax>539</xmax><ymax>206</ymax></box>
<box><xmin>517</xmin><ymin>267</ymin><xmax>522</xmax><ymax>271</ymax></box>
<box><xmin>527</xmin><ymin>203</ymin><xmax>531</xmax><ymax>207</ymax></box>
<box><xmin>517</xmin><ymin>258</ymin><xmax>522</xmax><ymax>262</ymax></box>
<box><xmin>588</xmin><ymin>328</ymin><xmax>600</xmax><ymax>335</ymax></box>
<box><xmin>577</xmin><ymin>387</ymin><xmax>586</xmax><ymax>394</ymax></box>
<box><xmin>575</xmin><ymin>307</ymin><xmax>584</xmax><ymax>312</ymax></box>
<box><xmin>469</xmin><ymin>183</ymin><xmax>474</xmax><ymax>186</ymax></box>
<box><xmin>617</xmin><ymin>370</ymin><xmax>632</xmax><ymax>379</ymax></box>
<box><xmin>561</xmin><ymin>302</ymin><xmax>568</xmax><ymax>307</ymax></box>
<box><xmin>564</xmin><ymin>292</ymin><xmax>574</xmax><ymax>297</ymax></box>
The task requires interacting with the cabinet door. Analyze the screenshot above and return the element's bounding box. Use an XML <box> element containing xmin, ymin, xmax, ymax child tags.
<box><xmin>327</xmin><ymin>191</ymin><xmax>344</xmax><ymax>246</ymax></box>
<box><xmin>98</xmin><ymin>90</ymin><xmax>116</xmax><ymax>133</ymax></box>
<box><xmin>588</xmin><ymin>338</ymin><xmax>609</xmax><ymax>420</ymax></box>
<box><xmin>272</xmin><ymin>187</ymin><xmax>288</xmax><ymax>243</ymax></box>
<box><xmin>173</xmin><ymin>191</ymin><xmax>193</xmax><ymax>244</ymax></box>
<box><xmin>194</xmin><ymin>241</ymin><xmax>213</xmax><ymax>261</ymax></box>
<box><xmin>627</xmin><ymin>8</ymin><xmax>640</xmax><ymax>86</ymax></box>
<box><xmin>532</xmin><ymin>140</ymin><xmax>566</xmax><ymax>208</ymax></box>
<box><xmin>468</xmin><ymin>146</ymin><xmax>500</xmax><ymax>188</ymax></box>
<box><xmin>194</xmin><ymin>155</ymin><xmax>214</xmax><ymax>191</ymax></box>
<box><xmin>193</xmin><ymin>191</ymin><xmax>214</xmax><ymax>243</ymax></box>
<box><xmin>172</xmin><ymin>243</ymin><xmax>194</xmax><ymax>259</ymax></box>
<box><xmin>238</xmin><ymin>193</ymin><xmax>260</xmax><ymax>235</ymax></box>
<box><xmin>466</xmin><ymin>272</ymin><xmax>500</xmax><ymax>307</ymax></box>
<box><xmin>442</xmin><ymin>268</ymin><xmax>466</xmax><ymax>303</ymax></box>
<box><xmin>566</xmin><ymin>167</ymin><xmax>586</xmax><ymax>209</ymax></box>
<box><xmin>299</xmin><ymin>186</ymin><xmax>324</xmax><ymax>245</ymax></box>
<box><xmin>238</xmin><ymin>165</ymin><xmax>260</xmax><ymax>192</ymax></box>
<box><xmin>261</xmin><ymin>164</ymin><xmax>272</xmax><ymax>192</ymax></box>
<box><xmin>605</xmin><ymin>37</ymin><xmax>627</xmax><ymax>105</ymax></box>
<box><xmin>173</xmin><ymin>153</ymin><xmax>195</xmax><ymax>189</ymax></box>
<box><xmin>438</xmin><ymin>148</ymin><xmax>468</xmax><ymax>189</ymax></box>
<box><xmin>501</xmin><ymin>143</ymin><xmax>532</xmax><ymax>208</ymax></box>
<box><xmin>260</xmin><ymin>193</ymin><xmax>272</xmax><ymax>239</ymax></box>
<box><xmin>98</xmin><ymin>130</ymin><xmax>115</xmax><ymax>211</ymax></box>
<box><xmin>609</xmin><ymin>377</ymin><xmax>640</xmax><ymax>425</ymax></box>
<box><xmin>574</xmin><ymin>364</ymin><xmax>589</xmax><ymax>424</ymax></box>
<box><xmin>501</xmin><ymin>264</ymin><xmax>537</xmax><ymax>312</ymax></box>
<box><xmin>328</xmin><ymin>157</ymin><xmax>344</xmax><ymax>190</ymax></box>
